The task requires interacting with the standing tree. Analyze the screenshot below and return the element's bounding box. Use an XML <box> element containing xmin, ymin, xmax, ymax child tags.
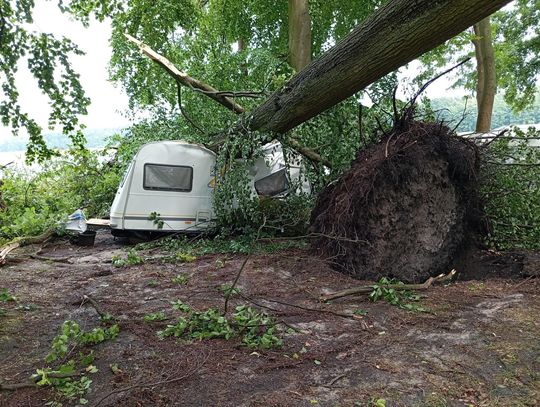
<box><xmin>288</xmin><ymin>0</ymin><xmax>312</xmax><ymax>71</ymax></box>
<box><xmin>419</xmin><ymin>0</ymin><xmax>540</xmax><ymax>131</ymax></box>
<box><xmin>473</xmin><ymin>17</ymin><xmax>497</xmax><ymax>132</ymax></box>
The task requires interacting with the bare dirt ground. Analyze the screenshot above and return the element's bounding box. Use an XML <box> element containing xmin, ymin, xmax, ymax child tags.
<box><xmin>1</xmin><ymin>230</ymin><xmax>539</xmax><ymax>407</ymax></box>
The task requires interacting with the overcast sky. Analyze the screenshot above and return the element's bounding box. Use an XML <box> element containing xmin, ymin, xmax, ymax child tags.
<box><xmin>0</xmin><ymin>2</ymin><xmax>466</xmax><ymax>141</ymax></box>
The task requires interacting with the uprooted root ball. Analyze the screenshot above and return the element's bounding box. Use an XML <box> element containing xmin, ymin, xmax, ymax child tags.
<box><xmin>310</xmin><ymin>121</ymin><xmax>483</xmax><ymax>283</ymax></box>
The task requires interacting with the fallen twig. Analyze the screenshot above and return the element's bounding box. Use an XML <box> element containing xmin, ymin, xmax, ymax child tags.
<box><xmin>513</xmin><ymin>275</ymin><xmax>536</xmax><ymax>289</ymax></box>
<box><xmin>223</xmin><ymin>256</ymin><xmax>250</xmax><ymax>315</ymax></box>
<box><xmin>320</xmin><ymin>269</ymin><xmax>457</xmax><ymax>302</ymax></box>
<box><xmin>0</xmin><ymin>229</ymin><xmax>56</xmax><ymax>266</ymax></box>
<box><xmin>0</xmin><ymin>371</ymin><xmax>83</xmax><ymax>391</ymax></box>
<box><xmin>92</xmin><ymin>353</ymin><xmax>209</xmax><ymax>407</ymax></box>
<box><xmin>247</xmin><ymin>295</ymin><xmax>363</xmax><ymax>321</ymax></box>
<box><xmin>82</xmin><ymin>295</ymin><xmax>116</xmax><ymax>321</ymax></box>
<box><xmin>323</xmin><ymin>373</ymin><xmax>347</xmax><ymax>388</ymax></box>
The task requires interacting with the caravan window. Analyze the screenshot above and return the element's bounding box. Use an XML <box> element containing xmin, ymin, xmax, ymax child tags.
<box><xmin>254</xmin><ymin>168</ymin><xmax>289</xmax><ymax>196</ymax></box>
<box><xmin>143</xmin><ymin>164</ymin><xmax>193</xmax><ymax>192</ymax></box>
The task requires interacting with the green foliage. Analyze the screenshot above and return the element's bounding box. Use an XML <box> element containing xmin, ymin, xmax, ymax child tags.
<box><xmin>38</xmin><ymin>319</ymin><xmax>118</xmax><ymax>405</ymax></box>
<box><xmin>149</xmin><ymin>211</ymin><xmax>164</xmax><ymax>229</ymax></box>
<box><xmin>137</xmin><ymin>233</ymin><xmax>308</xmax><ymax>258</ymax></box>
<box><xmin>0</xmin><ymin>147</ymin><xmax>121</xmax><ymax>243</ymax></box>
<box><xmin>171</xmin><ymin>273</ymin><xmax>190</xmax><ymax>285</ymax></box>
<box><xmin>143</xmin><ymin>311</ymin><xmax>168</xmax><ymax>322</ymax></box>
<box><xmin>480</xmin><ymin>126</ymin><xmax>540</xmax><ymax>249</ymax></box>
<box><xmin>0</xmin><ymin>288</ymin><xmax>16</xmax><ymax>302</ymax></box>
<box><xmin>171</xmin><ymin>300</ymin><xmax>191</xmax><ymax>313</ymax></box>
<box><xmin>158</xmin><ymin>308</ymin><xmax>233</xmax><ymax>340</ymax></box>
<box><xmin>46</xmin><ymin>320</ymin><xmax>119</xmax><ymax>363</ymax></box>
<box><xmin>369</xmin><ymin>278</ymin><xmax>428</xmax><ymax>312</ymax></box>
<box><xmin>111</xmin><ymin>249</ymin><xmax>144</xmax><ymax>267</ymax></box>
<box><xmin>369</xmin><ymin>399</ymin><xmax>387</xmax><ymax>407</ymax></box>
<box><xmin>233</xmin><ymin>305</ymin><xmax>283</xmax><ymax>349</ymax></box>
<box><xmin>0</xmin><ymin>1</ymin><xmax>90</xmax><ymax>161</ymax></box>
<box><xmin>220</xmin><ymin>284</ymin><xmax>241</xmax><ymax>297</ymax></box>
<box><xmin>174</xmin><ymin>252</ymin><xmax>196</xmax><ymax>263</ymax></box>
<box><xmin>36</xmin><ymin>363</ymin><xmax>94</xmax><ymax>404</ymax></box>
<box><xmin>158</xmin><ymin>303</ymin><xmax>282</xmax><ymax>349</ymax></box>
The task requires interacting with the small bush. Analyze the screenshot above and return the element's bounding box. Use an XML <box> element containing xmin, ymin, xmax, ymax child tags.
<box><xmin>481</xmin><ymin>126</ymin><xmax>540</xmax><ymax>249</ymax></box>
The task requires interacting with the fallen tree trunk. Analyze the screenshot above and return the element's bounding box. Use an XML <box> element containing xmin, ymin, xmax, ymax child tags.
<box><xmin>126</xmin><ymin>0</ymin><xmax>510</xmax><ymax>168</ymax></box>
<box><xmin>247</xmin><ymin>0</ymin><xmax>511</xmax><ymax>134</ymax></box>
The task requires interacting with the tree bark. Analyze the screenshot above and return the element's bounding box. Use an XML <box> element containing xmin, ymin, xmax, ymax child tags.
<box><xmin>288</xmin><ymin>0</ymin><xmax>312</xmax><ymax>72</ymax></box>
<box><xmin>473</xmin><ymin>17</ymin><xmax>496</xmax><ymax>133</ymax></box>
<box><xmin>238</xmin><ymin>37</ymin><xmax>249</xmax><ymax>77</ymax></box>
<box><xmin>248</xmin><ymin>0</ymin><xmax>511</xmax><ymax>135</ymax></box>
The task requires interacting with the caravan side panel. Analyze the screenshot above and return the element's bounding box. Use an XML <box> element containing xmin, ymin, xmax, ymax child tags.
<box><xmin>115</xmin><ymin>141</ymin><xmax>216</xmax><ymax>232</ymax></box>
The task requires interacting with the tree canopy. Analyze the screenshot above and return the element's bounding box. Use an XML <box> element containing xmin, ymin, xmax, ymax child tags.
<box><xmin>418</xmin><ymin>0</ymin><xmax>540</xmax><ymax>112</ymax></box>
<box><xmin>0</xmin><ymin>0</ymin><xmax>90</xmax><ymax>161</ymax></box>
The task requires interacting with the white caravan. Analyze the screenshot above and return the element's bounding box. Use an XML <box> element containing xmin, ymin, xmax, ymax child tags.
<box><xmin>109</xmin><ymin>140</ymin><xmax>308</xmax><ymax>235</ymax></box>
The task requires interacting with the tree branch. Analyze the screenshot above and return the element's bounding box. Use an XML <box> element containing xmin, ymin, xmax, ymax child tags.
<box><xmin>124</xmin><ymin>33</ymin><xmax>331</xmax><ymax>168</ymax></box>
<box><xmin>320</xmin><ymin>269</ymin><xmax>456</xmax><ymax>302</ymax></box>
<box><xmin>124</xmin><ymin>33</ymin><xmax>246</xmax><ymax>114</ymax></box>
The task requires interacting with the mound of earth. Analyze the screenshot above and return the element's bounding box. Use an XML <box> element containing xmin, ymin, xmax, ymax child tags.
<box><xmin>310</xmin><ymin>121</ymin><xmax>483</xmax><ymax>283</ymax></box>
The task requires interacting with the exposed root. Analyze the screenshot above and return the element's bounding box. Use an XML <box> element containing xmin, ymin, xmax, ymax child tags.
<box><xmin>310</xmin><ymin>120</ymin><xmax>483</xmax><ymax>283</ymax></box>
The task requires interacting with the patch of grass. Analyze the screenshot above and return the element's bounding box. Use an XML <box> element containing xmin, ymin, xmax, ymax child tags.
<box><xmin>146</xmin><ymin>280</ymin><xmax>160</xmax><ymax>287</ymax></box>
<box><xmin>423</xmin><ymin>392</ymin><xmax>448</xmax><ymax>407</ymax></box>
<box><xmin>0</xmin><ymin>288</ymin><xmax>16</xmax><ymax>302</ymax></box>
<box><xmin>220</xmin><ymin>283</ymin><xmax>241</xmax><ymax>297</ymax></box>
<box><xmin>467</xmin><ymin>282</ymin><xmax>485</xmax><ymax>291</ymax></box>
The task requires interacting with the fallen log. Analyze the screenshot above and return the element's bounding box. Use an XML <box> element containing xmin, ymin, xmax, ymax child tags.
<box><xmin>0</xmin><ymin>229</ymin><xmax>56</xmax><ymax>266</ymax></box>
<box><xmin>320</xmin><ymin>270</ymin><xmax>457</xmax><ymax>302</ymax></box>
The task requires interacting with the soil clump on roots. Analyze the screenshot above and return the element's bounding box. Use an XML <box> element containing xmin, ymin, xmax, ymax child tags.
<box><xmin>310</xmin><ymin>120</ymin><xmax>483</xmax><ymax>283</ymax></box>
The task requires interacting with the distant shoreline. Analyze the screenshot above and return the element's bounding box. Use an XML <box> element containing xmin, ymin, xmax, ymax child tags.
<box><xmin>0</xmin><ymin>128</ymin><xmax>121</xmax><ymax>154</ymax></box>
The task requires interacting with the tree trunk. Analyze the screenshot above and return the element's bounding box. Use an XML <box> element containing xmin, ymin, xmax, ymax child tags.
<box><xmin>288</xmin><ymin>0</ymin><xmax>312</xmax><ymax>72</ymax></box>
<box><xmin>473</xmin><ymin>17</ymin><xmax>496</xmax><ymax>133</ymax></box>
<box><xmin>248</xmin><ymin>0</ymin><xmax>511</xmax><ymax>135</ymax></box>
<box><xmin>238</xmin><ymin>37</ymin><xmax>249</xmax><ymax>77</ymax></box>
